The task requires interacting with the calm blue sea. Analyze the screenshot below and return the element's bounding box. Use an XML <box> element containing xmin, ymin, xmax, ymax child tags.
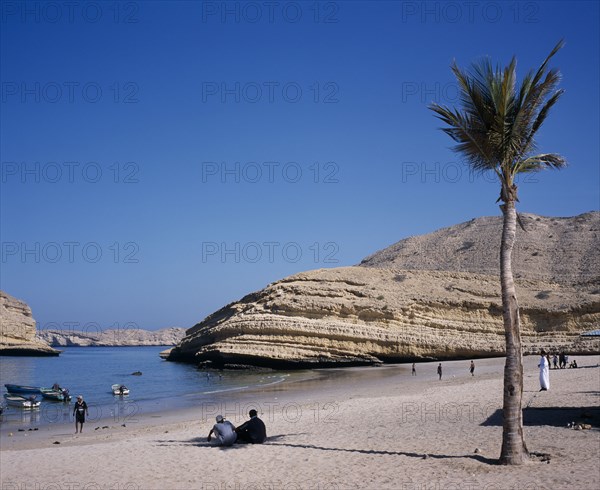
<box><xmin>0</xmin><ymin>346</ymin><xmax>301</xmax><ymax>430</ymax></box>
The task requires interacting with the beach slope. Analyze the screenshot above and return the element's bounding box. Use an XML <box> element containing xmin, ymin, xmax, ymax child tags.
<box><xmin>1</xmin><ymin>355</ymin><xmax>599</xmax><ymax>489</ymax></box>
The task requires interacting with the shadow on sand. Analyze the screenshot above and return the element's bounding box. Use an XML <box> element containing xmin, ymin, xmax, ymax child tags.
<box><xmin>153</xmin><ymin>433</ymin><xmax>498</xmax><ymax>463</ymax></box>
<box><xmin>265</xmin><ymin>440</ymin><xmax>498</xmax><ymax>465</ymax></box>
<box><xmin>153</xmin><ymin>433</ymin><xmax>308</xmax><ymax>449</ymax></box>
<box><xmin>482</xmin><ymin>406</ymin><xmax>600</xmax><ymax>428</ymax></box>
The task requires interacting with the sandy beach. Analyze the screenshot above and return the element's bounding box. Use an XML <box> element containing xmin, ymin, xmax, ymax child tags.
<box><xmin>1</xmin><ymin>355</ymin><xmax>599</xmax><ymax>490</ymax></box>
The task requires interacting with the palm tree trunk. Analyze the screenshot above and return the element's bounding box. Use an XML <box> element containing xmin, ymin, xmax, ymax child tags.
<box><xmin>499</xmin><ymin>198</ymin><xmax>529</xmax><ymax>464</ymax></box>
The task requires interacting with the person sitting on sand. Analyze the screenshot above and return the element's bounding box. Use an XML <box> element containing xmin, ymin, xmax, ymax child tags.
<box><xmin>207</xmin><ymin>415</ymin><xmax>237</xmax><ymax>446</ymax></box>
<box><xmin>236</xmin><ymin>409</ymin><xmax>267</xmax><ymax>444</ymax></box>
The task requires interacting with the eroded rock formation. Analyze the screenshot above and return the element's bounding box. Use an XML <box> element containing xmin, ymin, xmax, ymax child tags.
<box><xmin>0</xmin><ymin>291</ymin><xmax>60</xmax><ymax>356</ymax></box>
<box><xmin>169</xmin><ymin>212</ymin><xmax>600</xmax><ymax>368</ymax></box>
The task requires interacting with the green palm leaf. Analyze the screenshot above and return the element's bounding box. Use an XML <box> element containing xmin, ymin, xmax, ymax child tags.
<box><xmin>429</xmin><ymin>40</ymin><xmax>567</xmax><ymax>195</ymax></box>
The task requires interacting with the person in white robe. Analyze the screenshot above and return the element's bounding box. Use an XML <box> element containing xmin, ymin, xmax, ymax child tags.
<box><xmin>538</xmin><ymin>349</ymin><xmax>550</xmax><ymax>391</ymax></box>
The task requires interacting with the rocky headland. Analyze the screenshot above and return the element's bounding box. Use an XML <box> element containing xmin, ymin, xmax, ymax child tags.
<box><xmin>37</xmin><ymin>327</ymin><xmax>186</xmax><ymax>347</ymax></box>
<box><xmin>0</xmin><ymin>291</ymin><xmax>60</xmax><ymax>356</ymax></box>
<box><xmin>168</xmin><ymin>212</ymin><xmax>600</xmax><ymax>368</ymax></box>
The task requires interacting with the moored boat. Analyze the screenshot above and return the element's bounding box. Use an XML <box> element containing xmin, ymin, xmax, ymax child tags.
<box><xmin>4</xmin><ymin>384</ymin><xmax>42</xmax><ymax>395</ymax></box>
<box><xmin>111</xmin><ymin>384</ymin><xmax>130</xmax><ymax>395</ymax></box>
<box><xmin>3</xmin><ymin>394</ymin><xmax>41</xmax><ymax>408</ymax></box>
<box><xmin>40</xmin><ymin>388</ymin><xmax>72</xmax><ymax>402</ymax></box>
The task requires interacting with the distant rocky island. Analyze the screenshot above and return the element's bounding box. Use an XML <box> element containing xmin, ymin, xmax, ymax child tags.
<box><xmin>37</xmin><ymin>327</ymin><xmax>186</xmax><ymax>347</ymax></box>
<box><xmin>167</xmin><ymin>212</ymin><xmax>600</xmax><ymax>369</ymax></box>
<box><xmin>1</xmin><ymin>290</ymin><xmax>186</xmax><ymax>355</ymax></box>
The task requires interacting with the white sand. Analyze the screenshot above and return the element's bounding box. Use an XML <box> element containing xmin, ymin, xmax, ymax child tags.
<box><xmin>1</xmin><ymin>355</ymin><xmax>599</xmax><ymax>490</ymax></box>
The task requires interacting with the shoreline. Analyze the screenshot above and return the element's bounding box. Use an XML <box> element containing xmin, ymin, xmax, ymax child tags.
<box><xmin>1</xmin><ymin>355</ymin><xmax>599</xmax><ymax>489</ymax></box>
<box><xmin>0</xmin><ymin>346</ymin><xmax>322</xmax><ymax>437</ymax></box>
<box><xmin>2</xmin><ymin>356</ymin><xmax>596</xmax><ymax>449</ymax></box>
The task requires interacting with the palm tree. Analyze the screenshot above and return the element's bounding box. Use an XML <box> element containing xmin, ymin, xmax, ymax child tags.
<box><xmin>429</xmin><ymin>41</ymin><xmax>566</xmax><ymax>465</ymax></box>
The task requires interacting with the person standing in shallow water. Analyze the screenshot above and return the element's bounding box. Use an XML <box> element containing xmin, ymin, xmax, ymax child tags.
<box><xmin>469</xmin><ymin>360</ymin><xmax>475</xmax><ymax>376</ymax></box>
<box><xmin>437</xmin><ymin>363</ymin><xmax>442</xmax><ymax>380</ymax></box>
<box><xmin>73</xmin><ymin>395</ymin><xmax>88</xmax><ymax>433</ymax></box>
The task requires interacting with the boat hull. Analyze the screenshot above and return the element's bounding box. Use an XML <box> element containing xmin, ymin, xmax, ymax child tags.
<box><xmin>4</xmin><ymin>384</ymin><xmax>42</xmax><ymax>395</ymax></box>
<box><xmin>3</xmin><ymin>394</ymin><xmax>41</xmax><ymax>408</ymax></box>
<box><xmin>40</xmin><ymin>389</ymin><xmax>71</xmax><ymax>401</ymax></box>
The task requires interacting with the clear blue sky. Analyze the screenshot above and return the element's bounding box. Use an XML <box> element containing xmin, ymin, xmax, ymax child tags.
<box><xmin>1</xmin><ymin>1</ymin><xmax>598</xmax><ymax>331</ymax></box>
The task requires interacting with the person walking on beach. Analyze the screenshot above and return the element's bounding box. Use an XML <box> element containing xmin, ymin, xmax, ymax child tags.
<box><xmin>538</xmin><ymin>350</ymin><xmax>550</xmax><ymax>391</ymax></box>
<box><xmin>412</xmin><ymin>363</ymin><xmax>416</xmax><ymax>376</ymax></box>
<box><xmin>207</xmin><ymin>415</ymin><xmax>237</xmax><ymax>446</ymax></box>
<box><xmin>73</xmin><ymin>395</ymin><xmax>88</xmax><ymax>433</ymax></box>
<box><xmin>236</xmin><ymin>409</ymin><xmax>267</xmax><ymax>444</ymax></box>
<box><xmin>469</xmin><ymin>360</ymin><xmax>475</xmax><ymax>376</ymax></box>
<box><xmin>437</xmin><ymin>363</ymin><xmax>442</xmax><ymax>380</ymax></box>
<box><xmin>552</xmin><ymin>354</ymin><xmax>558</xmax><ymax>369</ymax></box>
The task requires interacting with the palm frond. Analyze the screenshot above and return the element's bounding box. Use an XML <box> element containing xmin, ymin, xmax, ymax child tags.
<box><xmin>429</xmin><ymin>41</ymin><xmax>567</xmax><ymax>201</ymax></box>
<box><xmin>515</xmin><ymin>153</ymin><xmax>567</xmax><ymax>173</ymax></box>
<box><xmin>531</xmin><ymin>39</ymin><xmax>565</xmax><ymax>88</ymax></box>
<box><xmin>430</xmin><ymin>102</ymin><xmax>497</xmax><ymax>172</ymax></box>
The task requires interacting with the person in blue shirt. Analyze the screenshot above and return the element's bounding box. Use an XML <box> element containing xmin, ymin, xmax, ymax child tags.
<box><xmin>207</xmin><ymin>415</ymin><xmax>237</xmax><ymax>446</ymax></box>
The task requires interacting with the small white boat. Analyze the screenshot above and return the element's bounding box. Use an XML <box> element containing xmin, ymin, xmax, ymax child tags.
<box><xmin>111</xmin><ymin>384</ymin><xmax>130</xmax><ymax>396</ymax></box>
<box><xmin>3</xmin><ymin>394</ymin><xmax>41</xmax><ymax>408</ymax></box>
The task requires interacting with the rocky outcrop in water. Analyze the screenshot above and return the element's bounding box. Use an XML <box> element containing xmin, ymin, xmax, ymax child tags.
<box><xmin>37</xmin><ymin>327</ymin><xmax>186</xmax><ymax>347</ymax></box>
<box><xmin>0</xmin><ymin>291</ymin><xmax>60</xmax><ymax>356</ymax></box>
<box><xmin>168</xmin><ymin>212</ymin><xmax>600</xmax><ymax>368</ymax></box>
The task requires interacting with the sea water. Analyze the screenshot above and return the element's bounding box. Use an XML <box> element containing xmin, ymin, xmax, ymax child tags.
<box><xmin>0</xmin><ymin>346</ymin><xmax>306</xmax><ymax>431</ymax></box>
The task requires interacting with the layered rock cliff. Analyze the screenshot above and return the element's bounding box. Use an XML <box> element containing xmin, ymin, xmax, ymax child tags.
<box><xmin>0</xmin><ymin>291</ymin><xmax>60</xmax><ymax>356</ymax></box>
<box><xmin>37</xmin><ymin>327</ymin><xmax>186</xmax><ymax>347</ymax></box>
<box><xmin>169</xmin><ymin>212</ymin><xmax>600</xmax><ymax>368</ymax></box>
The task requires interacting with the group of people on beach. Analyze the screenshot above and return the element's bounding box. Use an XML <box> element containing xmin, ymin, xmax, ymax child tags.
<box><xmin>421</xmin><ymin>351</ymin><xmax>580</xmax><ymax>390</ymax></box>
<box><xmin>550</xmin><ymin>351</ymin><xmax>576</xmax><ymax>369</ymax></box>
<box><xmin>411</xmin><ymin>360</ymin><xmax>476</xmax><ymax>380</ymax></box>
<box><xmin>207</xmin><ymin>409</ymin><xmax>267</xmax><ymax>447</ymax></box>
<box><xmin>538</xmin><ymin>349</ymin><xmax>578</xmax><ymax>392</ymax></box>
<box><xmin>70</xmin><ymin>393</ymin><xmax>267</xmax><ymax>445</ymax></box>
<box><xmin>71</xmin><ymin>352</ymin><xmax>576</xmax><ymax>438</ymax></box>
